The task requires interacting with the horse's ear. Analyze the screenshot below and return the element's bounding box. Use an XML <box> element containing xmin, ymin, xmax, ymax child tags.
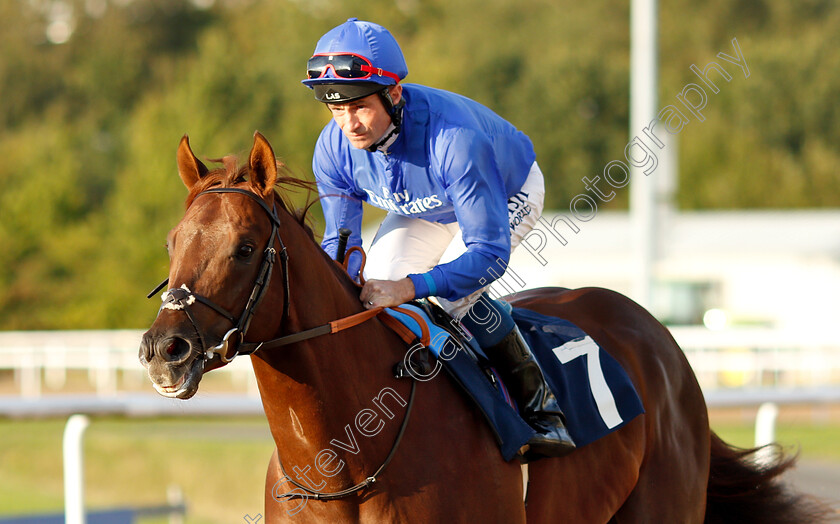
<box><xmin>249</xmin><ymin>131</ymin><xmax>278</xmax><ymax>198</ymax></box>
<box><xmin>176</xmin><ymin>135</ymin><xmax>209</xmax><ymax>190</ymax></box>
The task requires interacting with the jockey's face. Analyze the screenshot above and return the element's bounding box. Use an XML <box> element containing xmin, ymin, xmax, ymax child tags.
<box><xmin>327</xmin><ymin>85</ymin><xmax>402</xmax><ymax>150</ymax></box>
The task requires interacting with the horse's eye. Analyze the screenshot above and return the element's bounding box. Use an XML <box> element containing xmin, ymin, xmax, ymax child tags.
<box><xmin>236</xmin><ymin>244</ymin><xmax>255</xmax><ymax>260</ymax></box>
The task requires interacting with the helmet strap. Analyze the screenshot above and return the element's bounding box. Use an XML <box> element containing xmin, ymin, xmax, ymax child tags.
<box><xmin>367</xmin><ymin>88</ymin><xmax>405</xmax><ymax>153</ymax></box>
<box><xmin>367</xmin><ymin>124</ymin><xmax>397</xmax><ymax>153</ymax></box>
<box><xmin>378</xmin><ymin>88</ymin><xmax>405</xmax><ymax>126</ymax></box>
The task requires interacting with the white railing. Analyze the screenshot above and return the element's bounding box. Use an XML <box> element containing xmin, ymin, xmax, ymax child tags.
<box><xmin>1</xmin><ymin>327</ymin><xmax>839</xmax><ymax>398</ymax></box>
<box><xmin>0</xmin><ymin>330</ymin><xmax>258</xmax><ymax>398</ymax></box>
<box><xmin>670</xmin><ymin>326</ymin><xmax>840</xmax><ymax>390</ymax></box>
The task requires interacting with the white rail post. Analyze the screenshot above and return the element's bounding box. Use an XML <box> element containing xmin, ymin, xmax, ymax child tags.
<box><xmin>20</xmin><ymin>350</ymin><xmax>42</xmax><ymax>398</ymax></box>
<box><xmin>167</xmin><ymin>484</ymin><xmax>185</xmax><ymax>524</ymax></box>
<box><xmin>630</xmin><ymin>0</ymin><xmax>659</xmax><ymax>310</ymax></box>
<box><xmin>754</xmin><ymin>402</ymin><xmax>779</xmax><ymax>466</ymax></box>
<box><xmin>64</xmin><ymin>414</ymin><xmax>90</xmax><ymax>524</ymax></box>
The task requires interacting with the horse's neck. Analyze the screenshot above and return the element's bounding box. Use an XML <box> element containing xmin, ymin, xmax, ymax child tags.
<box><xmin>250</xmin><ymin>215</ymin><xmax>405</xmax><ymax>478</ymax></box>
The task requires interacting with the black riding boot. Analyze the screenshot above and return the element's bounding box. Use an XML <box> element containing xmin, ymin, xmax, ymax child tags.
<box><xmin>485</xmin><ymin>326</ymin><xmax>576</xmax><ymax>458</ymax></box>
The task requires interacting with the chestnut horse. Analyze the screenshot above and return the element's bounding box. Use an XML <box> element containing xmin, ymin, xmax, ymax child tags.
<box><xmin>140</xmin><ymin>133</ymin><xmax>827</xmax><ymax>523</ymax></box>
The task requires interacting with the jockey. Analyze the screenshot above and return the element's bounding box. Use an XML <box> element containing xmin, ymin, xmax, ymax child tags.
<box><xmin>303</xmin><ymin>18</ymin><xmax>575</xmax><ymax>458</ymax></box>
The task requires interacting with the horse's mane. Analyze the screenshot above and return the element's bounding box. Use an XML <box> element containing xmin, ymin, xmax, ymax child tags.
<box><xmin>184</xmin><ymin>155</ymin><xmax>319</xmax><ymax>236</ymax></box>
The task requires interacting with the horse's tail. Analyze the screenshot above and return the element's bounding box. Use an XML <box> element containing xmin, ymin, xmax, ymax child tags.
<box><xmin>704</xmin><ymin>431</ymin><xmax>831</xmax><ymax>523</ymax></box>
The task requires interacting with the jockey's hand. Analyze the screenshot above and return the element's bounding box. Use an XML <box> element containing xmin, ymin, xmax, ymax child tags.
<box><xmin>361</xmin><ymin>278</ymin><xmax>416</xmax><ymax>309</ymax></box>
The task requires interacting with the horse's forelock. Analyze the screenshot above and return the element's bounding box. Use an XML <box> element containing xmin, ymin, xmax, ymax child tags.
<box><xmin>183</xmin><ymin>156</ymin><xmax>248</xmax><ymax>208</ymax></box>
<box><xmin>182</xmin><ymin>156</ymin><xmax>319</xmax><ymax>237</ymax></box>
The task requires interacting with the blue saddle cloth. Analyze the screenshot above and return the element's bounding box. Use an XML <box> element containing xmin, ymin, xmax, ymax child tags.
<box><xmin>385</xmin><ymin>304</ymin><xmax>644</xmax><ymax>461</ymax></box>
<box><xmin>512</xmin><ymin>308</ymin><xmax>645</xmax><ymax>447</ymax></box>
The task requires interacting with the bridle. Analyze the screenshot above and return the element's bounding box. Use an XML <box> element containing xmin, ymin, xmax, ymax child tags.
<box><xmin>148</xmin><ymin>187</ymin><xmax>290</xmax><ymax>365</ymax></box>
<box><xmin>147</xmin><ymin>185</ymin><xmax>419</xmax><ymax>501</ymax></box>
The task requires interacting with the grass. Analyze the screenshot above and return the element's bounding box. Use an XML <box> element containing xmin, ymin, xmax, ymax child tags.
<box><xmin>0</xmin><ymin>416</ymin><xmax>274</xmax><ymax>524</ymax></box>
<box><xmin>711</xmin><ymin>420</ymin><xmax>840</xmax><ymax>462</ymax></box>
<box><xmin>1</xmin><ymin>413</ymin><xmax>838</xmax><ymax>522</ymax></box>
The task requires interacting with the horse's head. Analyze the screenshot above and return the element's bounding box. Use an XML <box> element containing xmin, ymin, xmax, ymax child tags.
<box><xmin>139</xmin><ymin>132</ymin><xmax>286</xmax><ymax>399</ymax></box>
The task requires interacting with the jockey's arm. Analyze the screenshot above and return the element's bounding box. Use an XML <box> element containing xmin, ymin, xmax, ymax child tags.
<box><xmin>405</xmin><ymin>131</ymin><xmax>512</xmax><ymax>303</ymax></box>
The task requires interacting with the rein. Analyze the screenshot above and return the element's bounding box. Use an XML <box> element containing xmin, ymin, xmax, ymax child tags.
<box><xmin>274</xmin><ymin>379</ymin><xmax>417</xmax><ymax>502</ymax></box>
<box><xmin>149</xmin><ymin>185</ymin><xmax>424</xmax><ymax>501</ymax></box>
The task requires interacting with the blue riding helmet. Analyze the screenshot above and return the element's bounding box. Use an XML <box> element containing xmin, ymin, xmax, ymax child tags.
<box><xmin>302</xmin><ymin>18</ymin><xmax>408</xmax><ymax>103</ymax></box>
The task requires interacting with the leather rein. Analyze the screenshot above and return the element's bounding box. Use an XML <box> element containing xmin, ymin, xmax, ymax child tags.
<box><xmin>147</xmin><ymin>186</ymin><xmax>418</xmax><ymax>501</ymax></box>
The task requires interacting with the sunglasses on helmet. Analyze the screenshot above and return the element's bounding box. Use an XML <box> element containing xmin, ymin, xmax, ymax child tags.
<box><xmin>306</xmin><ymin>53</ymin><xmax>401</xmax><ymax>82</ymax></box>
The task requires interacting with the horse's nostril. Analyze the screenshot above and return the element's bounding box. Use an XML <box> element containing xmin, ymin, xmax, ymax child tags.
<box><xmin>162</xmin><ymin>337</ymin><xmax>191</xmax><ymax>361</ymax></box>
<box><xmin>140</xmin><ymin>334</ymin><xmax>155</xmax><ymax>362</ymax></box>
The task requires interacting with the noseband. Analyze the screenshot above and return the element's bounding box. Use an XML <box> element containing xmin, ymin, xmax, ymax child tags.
<box><xmin>149</xmin><ymin>187</ymin><xmax>290</xmax><ymax>364</ymax></box>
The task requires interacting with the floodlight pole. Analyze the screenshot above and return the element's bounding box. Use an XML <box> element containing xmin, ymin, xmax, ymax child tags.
<box><xmin>630</xmin><ymin>0</ymin><xmax>658</xmax><ymax>310</ymax></box>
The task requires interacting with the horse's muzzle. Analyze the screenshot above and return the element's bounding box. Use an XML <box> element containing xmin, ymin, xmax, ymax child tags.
<box><xmin>139</xmin><ymin>329</ymin><xmax>204</xmax><ymax>399</ymax></box>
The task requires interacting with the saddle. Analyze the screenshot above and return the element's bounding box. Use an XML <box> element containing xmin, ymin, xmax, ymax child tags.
<box><xmin>392</xmin><ymin>301</ymin><xmax>497</xmax><ymax>378</ymax></box>
<box><xmin>381</xmin><ymin>300</ymin><xmax>645</xmax><ymax>460</ymax></box>
<box><xmin>383</xmin><ymin>299</ymin><xmax>535</xmax><ymax>460</ymax></box>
